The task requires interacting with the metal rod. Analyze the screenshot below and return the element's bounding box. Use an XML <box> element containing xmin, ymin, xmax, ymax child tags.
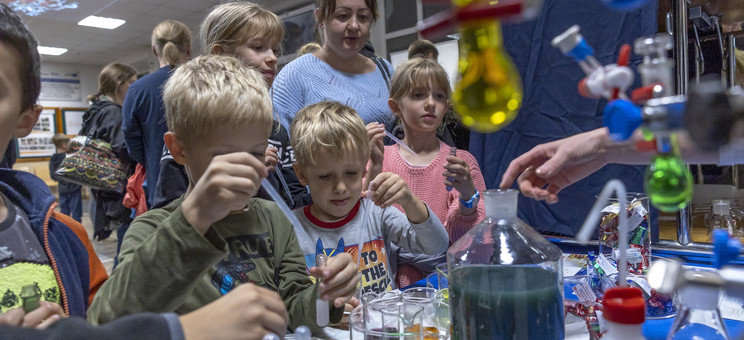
<box><xmin>726</xmin><ymin>34</ymin><xmax>739</xmax><ymax>188</ymax></box>
<box><xmin>672</xmin><ymin>0</ymin><xmax>692</xmax><ymax>246</ymax></box>
<box><xmin>726</xmin><ymin>34</ymin><xmax>736</xmax><ymax>88</ymax></box>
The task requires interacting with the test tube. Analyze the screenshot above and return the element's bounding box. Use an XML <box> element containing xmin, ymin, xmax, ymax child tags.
<box><xmin>446</xmin><ymin>147</ymin><xmax>457</xmax><ymax>191</ymax></box>
<box><xmin>315</xmin><ymin>253</ymin><xmax>330</xmax><ymax>327</ymax></box>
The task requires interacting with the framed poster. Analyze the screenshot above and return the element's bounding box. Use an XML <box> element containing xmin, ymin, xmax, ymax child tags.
<box><xmin>61</xmin><ymin>107</ymin><xmax>88</xmax><ymax>135</ymax></box>
<box><xmin>17</xmin><ymin>107</ymin><xmax>59</xmax><ymax>160</ymax></box>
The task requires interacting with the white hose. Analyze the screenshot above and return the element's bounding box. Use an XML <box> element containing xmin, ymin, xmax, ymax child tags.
<box><xmin>576</xmin><ymin>179</ymin><xmax>628</xmax><ymax>287</ymax></box>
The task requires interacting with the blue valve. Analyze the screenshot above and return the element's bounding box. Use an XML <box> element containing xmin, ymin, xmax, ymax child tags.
<box><xmin>600</xmin><ymin>0</ymin><xmax>651</xmax><ymax>11</ymax></box>
<box><xmin>712</xmin><ymin>229</ymin><xmax>742</xmax><ymax>269</ymax></box>
<box><xmin>603</xmin><ymin>99</ymin><xmax>642</xmax><ymax>141</ymax></box>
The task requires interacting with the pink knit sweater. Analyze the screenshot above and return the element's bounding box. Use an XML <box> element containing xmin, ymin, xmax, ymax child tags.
<box><xmin>382</xmin><ymin>140</ymin><xmax>486</xmax><ymax>287</ymax></box>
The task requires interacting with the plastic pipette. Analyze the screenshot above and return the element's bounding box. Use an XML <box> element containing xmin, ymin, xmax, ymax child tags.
<box><xmin>384</xmin><ymin>130</ymin><xmax>417</xmax><ymax>156</ymax></box>
<box><xmin>315</xmin><ymin>254</ymin><xmax>330</xmax><ymax>327</ymax></box>
<box><xmin>260</xmin><ymin>178</ymin><xmax>312</xmax><ymax>242</ymax></box>
<box><xmin>446</xmin><ymin>146</ymin><xmax>457</xmax><ymax>191</ymax></box>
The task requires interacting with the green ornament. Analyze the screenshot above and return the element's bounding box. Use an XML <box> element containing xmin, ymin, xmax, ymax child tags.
<box><xmin>644</xmin><ymin>153</ymin><xmax>693</xmax><ymax>212</ymax></box>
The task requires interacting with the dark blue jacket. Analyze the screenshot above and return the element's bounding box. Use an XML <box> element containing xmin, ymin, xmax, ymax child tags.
<box><xmin>122</xmin><ymin>66</ymin><xmax>173</xmax><ymax>206</ymax></box>
<box><xmin>0</xmin><ymin>169</ymin><xmax>107</xmax><ymax>317</ymax></box>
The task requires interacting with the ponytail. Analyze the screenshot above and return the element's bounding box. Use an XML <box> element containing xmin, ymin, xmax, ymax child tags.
<box><xmin>152</xmin><ymin>20</ymin><xmax>192</xmax><ymax>67</ymax></box>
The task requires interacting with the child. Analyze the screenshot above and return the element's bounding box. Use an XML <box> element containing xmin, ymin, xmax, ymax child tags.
<box><xmin>290</xmin><ymin>101</ymin><xmax>449</xmax><ymax>294</ymax></box>
<box><xmin>49</xmin><ymin>133</ymin><xmax>83</xmax><ymax>223</ymax></box>
<box><xmin>153</xmin><ymin>1</ymin><xmax>310</xmax><ymax>209</ymax></box>
<box><xmin>0</xmin><ymin>3</ymin><xmax>107</xmax><ymax>322</ymax></box>
<box><xmin>367</xmin><ymin>57</ymin><xmax>487</xmax><ymax>287</ymax></box>
<box><xmin>88</xmin><ymin>56</ymin><xmax>358</xmax><ymax>332</ymax></box>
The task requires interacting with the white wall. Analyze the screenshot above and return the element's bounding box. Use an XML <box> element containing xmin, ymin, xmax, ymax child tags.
<box><xmin>38</xmin><ymin>62</ymin><xmax>102</xmax><ymax>109</ymax></box>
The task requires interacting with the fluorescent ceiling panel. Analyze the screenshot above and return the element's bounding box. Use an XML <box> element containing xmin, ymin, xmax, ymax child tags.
<box><xmin>78</xmin><ymin>15</ymin><xmax>126</xmax><ymax>29</ymax></box>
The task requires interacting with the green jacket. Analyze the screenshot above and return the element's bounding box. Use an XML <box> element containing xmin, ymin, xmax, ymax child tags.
<box><xmin>88</xmin><ymin>197</ymin><xmax>341</xmax><ymax>331</ymax></box>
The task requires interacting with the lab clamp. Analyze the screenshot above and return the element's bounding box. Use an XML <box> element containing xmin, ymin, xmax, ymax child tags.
<box><xmin>552</xmin><ymin>26</ymin><xmax>694</xmax><ymax>214</ymax></box>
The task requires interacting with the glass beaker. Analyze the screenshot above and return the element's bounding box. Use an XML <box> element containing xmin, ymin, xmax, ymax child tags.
<box><xmin>350</xmin><ymin>301</ymin><xmax>425</xmax><ymax>340</ymax></box>
<box><xmin>448</xmin><ymin>189</ymin><xmax>564</xmax><ymax>339</ymax></box>
<box><xmin>598</xmin><ymin>193</ymin><xmax>651</xmax><ymax>275</ymax></box>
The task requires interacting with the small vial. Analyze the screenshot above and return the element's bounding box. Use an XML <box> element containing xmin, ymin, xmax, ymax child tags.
<box><xmin>315</xmin><ymin>254</ymin><xmax>329</xmax><ymax>327</ymax></box>
<box><xmin>262</xmin><ymin>334</ymin><xmax>280</xmax><ymax>340</ymax></box>
<box><xmin>446</xmin><ymin>147</ymin><xmax>457</xmax><ymax>191</ymax></box>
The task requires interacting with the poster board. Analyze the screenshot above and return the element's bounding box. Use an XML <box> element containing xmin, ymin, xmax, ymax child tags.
<box><xmin>16</xmin><ymin>107</ymin><xmax>59</xmax><ymax>161</ymax></box>
<box><xmin>61</xmin><ymin>107</ymin><xmax>87</xmax><ymax>135</ymax></box>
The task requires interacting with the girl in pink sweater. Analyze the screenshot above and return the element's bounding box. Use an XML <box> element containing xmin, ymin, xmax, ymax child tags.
<box><xmin>366</xmin><ymin>57</ymin><xmax>486</xmax><ymax>287</ymax></box>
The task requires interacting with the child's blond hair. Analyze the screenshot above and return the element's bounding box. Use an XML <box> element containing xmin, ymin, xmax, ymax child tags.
<box><xmin>199</xmin><ymin>2</ymin><xmax>284</xmax><ymax>55</ymax></box>
<box><xmin>389</xmin><ymin>57</ymin><xmax>450</xmax><ymax>101</ymax></box>
<box><xmin>151</xmin><ymin>20</ymin><xmax>191</xmax><ymax>67</ymax></box>
<box><xmin>163</xmin><ymin>55</ymin><xmax>273</xmax><ymax>146</ymax></box>
<box><xmin>389</xmin><ymin>57</ymin><xmax>455</xmax><ymax>131</ymax></box>
<box><xmin>290</xmin><ymin>101</ymin><xmax>369</xmax><ymax>167</ymax></box>
<box><xmin>51</xmin><ymin>133</ymin><xmax>70</xmax><ymax>149</ymax></box>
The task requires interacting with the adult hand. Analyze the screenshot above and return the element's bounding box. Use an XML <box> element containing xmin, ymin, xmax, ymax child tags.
<box><xmin>180</xmin><ymin>283</ymin><xmax>289</xmax><ymax>340</ymax></box>
<box><xmin>182</xmin><ymin>152</ymin><xmax>268</xmax><ymax>234</ymax></box>
<box><xmin>309</xmin><ymin>252</ymin><xmax>359</xmax><ymax>308</ymax></box>
<box><xmin>499</xmin><ymin>128</ymin><xmax>614</xmax><ymax>203</ymax></box>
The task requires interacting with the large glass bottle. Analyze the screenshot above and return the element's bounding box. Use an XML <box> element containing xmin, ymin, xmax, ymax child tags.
<box><xmin>447</xmin><ymin>189</ymin><xmax>564</xmax><ymax>339</ymax></box>
<box><xmin>452</xmin><ymin>0</ymin><xmax>523</xmax><ymax>133</ymax></box>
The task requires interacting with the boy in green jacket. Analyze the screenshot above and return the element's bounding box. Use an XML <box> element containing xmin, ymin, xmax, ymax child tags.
<box><xmin>88</xmin><ymin>55</ymin><xmax>359</xmax><ymax>334</ymax></box>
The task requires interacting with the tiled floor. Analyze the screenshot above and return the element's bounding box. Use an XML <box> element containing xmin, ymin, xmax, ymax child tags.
<box><xmin>73</xmin><ymin>198</ymin><xmax>118</xmax><ymax>274</ymax></box>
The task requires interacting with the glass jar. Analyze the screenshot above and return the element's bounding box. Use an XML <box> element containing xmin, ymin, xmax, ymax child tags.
<box><xmin>448</xmin><ymin>189</ymin><xmax>564</xmax><ymax>339</ymax></box>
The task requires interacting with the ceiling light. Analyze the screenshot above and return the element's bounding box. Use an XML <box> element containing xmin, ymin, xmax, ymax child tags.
<box><xmin>77</xmin><ymin>15</ymin><xmax>125</xmax><ymax>29</ymax></box>
<box><xmin>37</xmin><ymin>46</ymin><xmax>68</xmax><ymax>56</ymax></box>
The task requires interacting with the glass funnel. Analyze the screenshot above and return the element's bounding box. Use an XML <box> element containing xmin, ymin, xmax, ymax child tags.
<box><xmin>447</xmin><ymin>189</ymin><xmax>564</xmax><ymax>339</ymax></box>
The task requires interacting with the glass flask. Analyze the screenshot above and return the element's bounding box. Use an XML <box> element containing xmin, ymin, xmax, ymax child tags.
<box><xmin>452</xmin><ymin>1</ymin><xmax>523</xmax><ymax>133</ymax></box>
<box><xmin>644</xmin><ymin>153</ymin><xmax>693</xmax><ymax>212</ymax></box>
<box><xmin>667</xmin><ymin>278</ymin><xmax>729</xmax><ymax>340</ymax></box>
<box><xmin>705</xmin><ymin>200</ymin><xmax>738</xmax><ymax>236</ymax></box>
<box><xmin>447</xmin><ymin>189</ymin><xmax>564</xmax><ymax>340</ymax></box>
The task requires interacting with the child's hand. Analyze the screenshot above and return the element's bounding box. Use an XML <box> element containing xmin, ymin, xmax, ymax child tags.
<box><xmin>369</xmin><ymin>172</ymin><xmax>415</xmax><ymax>208</ymax></box>
<box><xmin>0</xmin><ymin>308</ymin><xmax>24</xmax><ymax>326</ymax></box>
<box><xmin>308</xmin><ymin>252</ymin><xmax>359</xmax><ymax>308</ymax></box>
<box><xmin>24</xmin><ymin>301</ymin><xmax>65</xmax><ymax>329</ymax></box>
<box><xmin>182</xmin><ymin>152</ymin><xmax>268</xmax><ymax>235</ymax></box>
<box><xmin>265</xmin><ymin>146</ymin><xmax>279</xmax><ymax>172</ymax></box>
<box><xmin>369</xmin><ymin>173</ymin><xmax>428</xmax><ymax>223</ymax></box>
<box><xmin>180</xmin><ymin>283</ymin><xmax>289</xmax><ymax>340</ymax></box>
<box><xmin>366</xmin><ymin>122</ymin><xmax>385</xmax><ymax>166</ymax></box>
<box><xmin>443</xmin><ymin>156</ymin><xmax>477</xmax><ymax>201</ymax></box>
<box><xmin>364</xmin><ymin>122</ymin><xmax>386</xmax><ymax>190</ymax></box>
<box><xmin>1</xmin><ymin>302</ymin><xmax>66</xmax><ymax>329</ymax></box>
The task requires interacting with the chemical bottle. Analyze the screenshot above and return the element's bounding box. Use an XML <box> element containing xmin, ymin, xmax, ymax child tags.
<box><xmin>601</xmin><ymin>287</ymin><xmax>646</xmax><ymax>340</ymax></box>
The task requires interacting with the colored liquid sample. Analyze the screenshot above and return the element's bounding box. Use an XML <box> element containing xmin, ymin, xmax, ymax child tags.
<box><xmin>449</xmin><ymin>265</ymin><xmax>564</xmax><ymax>340</ymax></box>
<box><xmin>644</xmin><ymin>153</ymin><xmax>693</xmax><ymax>212</ymax></box>
<box><xmin>453</xmin><ymin>20</ymin><xmax>523</xmax><ymax>133</ymax></box>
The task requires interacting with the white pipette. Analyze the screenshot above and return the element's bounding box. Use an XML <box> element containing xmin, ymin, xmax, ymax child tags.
<box><xmin>576</xmin><ymin>179</ymin><xmax>629</xmax><ymax>287</ymax></box>
<box><xmin>260</xmin><ymin>178</ymin><xmax>313</xmax><ymax>244</ymax></box>
<box><xmin>384</xmin><ymin>130</ymin><xmax>417</xmax><ymax>156</ymax></box>
<box><xmin>315</xmin><ymin>254</ymin><xmax>330</xmax><ymax>327</ymax></box>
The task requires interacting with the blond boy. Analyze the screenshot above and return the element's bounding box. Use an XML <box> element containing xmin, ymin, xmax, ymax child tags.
<box><xmin>290</xmin><ymin>101</ymin><xmax>449</xmax><ymax>294</ymax></box>
<box><xmin>88</xmin><ymin>56</ymin><xmax>358</xmax><ymax>334</ymax></box>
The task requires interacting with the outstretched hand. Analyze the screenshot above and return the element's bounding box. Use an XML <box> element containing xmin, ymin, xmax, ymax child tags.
<box><xmin>499</xmin><ymin>128</ymin><xmax>614</xmax><ymax>203</ymax></box>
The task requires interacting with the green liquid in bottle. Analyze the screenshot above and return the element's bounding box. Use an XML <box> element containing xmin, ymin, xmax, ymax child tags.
<box><xmin>449</xmin><ymin>265</ymin><xmax>564</xmax><ymax>340</ymax></box>
<box><xmin>644</xmin><ymin>153</ymin><xmax>693</xmax><ymax>212</ymax></box>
